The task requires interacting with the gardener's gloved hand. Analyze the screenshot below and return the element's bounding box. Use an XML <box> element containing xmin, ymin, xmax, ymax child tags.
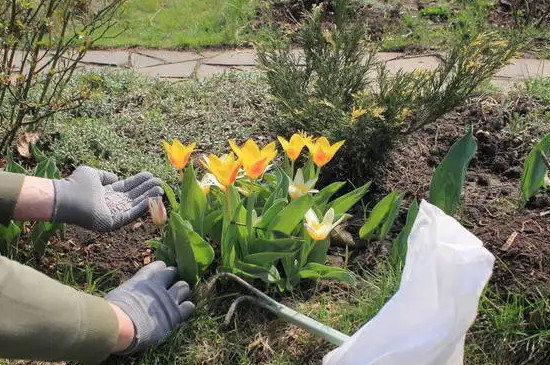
<box><xmin>52</xmin><ymin>166</ymin><xmax>163</xmax><ymax>232</ymax></box>
<box><xmin>105</xmin><ymin>261</ymin><xmax>195</xmax><ymax>354</ymax></box>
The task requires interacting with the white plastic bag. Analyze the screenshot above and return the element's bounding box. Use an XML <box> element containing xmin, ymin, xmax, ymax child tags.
<box><xmin>323</xmin><ymin>200</ymin><xmax>495</xmax><ymax>365</ymax></box>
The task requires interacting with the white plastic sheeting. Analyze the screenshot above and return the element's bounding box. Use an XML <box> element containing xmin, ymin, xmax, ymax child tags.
<box><xmin>323</xmin><ymin>200</ymin><xmax>495</xmax><ymax>365</ymax></box>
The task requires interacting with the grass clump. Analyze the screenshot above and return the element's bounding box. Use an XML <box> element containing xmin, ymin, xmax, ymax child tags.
<box><xmin>523</xmin><ymin>77</ymin><xmax>550</xmax><ymax>104</ymax></box>
<box><xmin>46</xmin><ymin>70</ymin><xmax>276</xmax><ymax>182</ymax></box>
<box><xmin>467</xmin><ymin>290</ymin><xmax>550</xmax><ymax>365</ymax></box>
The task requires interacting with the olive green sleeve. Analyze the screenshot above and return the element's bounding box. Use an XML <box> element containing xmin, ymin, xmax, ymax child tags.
<box><xmin>0</xmin><ymin>255</ymin><xmax>119</xmax><ymax>364</ymax></box>
<box><xmin>0</xmin><ymin>172</ymin><xmax>25</xmax><ymax>225</ymax></box>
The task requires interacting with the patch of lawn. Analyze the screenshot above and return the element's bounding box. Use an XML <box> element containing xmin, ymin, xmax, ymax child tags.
<box><xmin>94</xmin><ymin>0</ymin><xmax>259</xmax><ymax>48</ymax></box>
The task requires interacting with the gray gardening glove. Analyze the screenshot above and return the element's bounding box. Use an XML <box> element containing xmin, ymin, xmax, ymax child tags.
<box><xmin>52</xmin><ymin>166</ymin><xmax>163</xmax><ymax>232</ymax></box>
<box><xmin>105</xmin><ymin>261</ymin><xmax>195</xmax><ymax>354</ymax></box>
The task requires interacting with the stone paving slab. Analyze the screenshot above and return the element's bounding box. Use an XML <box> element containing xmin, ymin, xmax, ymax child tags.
<box><xmin>134</xmin><ymin>50</ymin><xmax>202</xmax><ymax>64</ymax></box>
<box><xmin>376</xmin><ymin>52</ymin><xmax>412</xmax><ymax>62</ymax></box>
<box><xmin>10</xmin><ymin>48</ymin><xmax>548</xmax><ymax>86</ymax></box>
<box><xmin>385</xmin><ymin>55</ymin><xmax>440</xmax><ymax>73</ymax></box>
<box><xmin>495</xmin><ymin>58</ymin><xmax>549</xmax><ymax>80</ymax></box>
<box><xmin>79</xmin><ymin>50</ymin><xmax>130</xmax><ymax>66</ymax></box>
<box><xmin>203</xmin><ymin>50</ymin><xmax>256</xmax><ymax>66</ymax></box>
<box><xmin>130</xmin><ymin>53</ymin><xmax>164</xmax><ymax>69</ymax></box>
<box><xmin>138</xmin><ymin>61</ymin><xmax>197</xmax><ymax>78</ymax></box>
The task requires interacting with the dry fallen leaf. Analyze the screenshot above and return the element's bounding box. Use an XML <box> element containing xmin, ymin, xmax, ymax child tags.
<box><xmin>16</xmin><ymin>132</ymin><xmax>40</xmax><ymax>158</ymax></box>
<box><xmin>501</xmin><ymin>231</ymin><xmax>518</xmax><ymax>251</ymax></box>
<box><xmin>330</xmin><ymin>224</ymin><xmax>355</xmax><ymax>247</ymax></box>
<box><xmin>133</xmin><ymin>220</ymin><xmax>144</xmax><ymax>230</ymax></box>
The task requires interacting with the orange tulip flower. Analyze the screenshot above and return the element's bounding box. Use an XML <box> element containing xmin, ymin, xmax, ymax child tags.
<box><xmin>229</xmin><ymin>139</ymin><xmax>277</xmax><ymax>179</ymax></box>
<box><xmin>162</xmin><ymin>139</ymin><xmax>196</xmax><ymax>170</ymax></box>
<box><xmin>200</xmin><ymin>153</ymin><xmax>242</xmax><ymax>188</ymax></box>
<box><xmin>307</xmin><ymin>137</ymin><xmax>345</xmax><ymax>168</ymax></box>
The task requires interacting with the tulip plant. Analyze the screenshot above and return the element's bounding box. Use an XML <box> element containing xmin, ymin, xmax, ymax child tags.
<box><xmin>150</xmin><ymin>133</ymin><xmax>370</xmax><ymax>290</ymax></box>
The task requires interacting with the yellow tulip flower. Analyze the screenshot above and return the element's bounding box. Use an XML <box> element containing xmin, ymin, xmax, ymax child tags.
<box><xmin>162</xmin><ymin>139</ymin><xmax>196</xmax><ymax>170</ymax></box>
<box><xmin>277</xmin><ymin>132</ymin><xmax>311</xmax><ymax>162</ymax></box>
<box><xmin>304</xmin><ymin>208</ymin><xmax>345</xmax><ymax>241</ymax></box>
<box><xmin>229</xmin><ymin>139</ymin><xmax>277</xmax><ymax>179</ymax></box>
<box><xmin>307</xmin><ymin>137</ymin><xmax>345</xmax><ymax>168</ymax></box>
<box><xmin>200</xmin><ymin>153</ymin><xmax>242</xmax><ymax>188</ymax></box>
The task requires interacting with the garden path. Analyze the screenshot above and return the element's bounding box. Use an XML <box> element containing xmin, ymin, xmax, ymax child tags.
<box><xmin>71</xmin><ymin>48</ymin><xmax>550</xmax><ymax>88</ymax></box>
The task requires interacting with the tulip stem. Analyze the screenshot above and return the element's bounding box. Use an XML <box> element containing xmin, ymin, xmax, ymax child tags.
<box><xmin>222</xmin><ymin>188</ymin><xmax>233</xmax><ymax>267</ymax></box>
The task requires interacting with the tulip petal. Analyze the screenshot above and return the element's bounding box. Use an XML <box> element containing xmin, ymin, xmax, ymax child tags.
<box><xmin>294</xmin><ymin>168</ymin><xmax>305</xmax><ymax>185</ymax></box>
<box><xmin>323</xmin><ymin>208</ymin><xmax>335</xmax><ymax>226</ymax></box>
<box><xmin>305</xmin><ymin>208</ymin><xmax>320</xmax><ymax>226</ymax></box>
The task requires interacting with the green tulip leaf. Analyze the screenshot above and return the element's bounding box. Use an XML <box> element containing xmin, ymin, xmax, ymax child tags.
<box><xmin>328</xmin><ymin>182</ymin><xmax>371</xmax><ymax>215</ymax></box>
<box><xmin>429</xmin><ymin>126</ymin><xmax>477</xmax><ymax>215</ymax></box>
<box><xmin>520</xmin><ymin>133</ymin><xmax>550</xmax><ymax>204</ymax></box>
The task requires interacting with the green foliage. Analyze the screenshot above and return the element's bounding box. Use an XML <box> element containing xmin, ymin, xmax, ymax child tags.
<box><xmin>520</xmin><ymin>132</ymin><xmax>550</xmax><ymax>204</ymax></box>
<box><xmin>258</xmin><ymin>0</ymin><xmax>517</xmax><ymax>184</ymax></box>
<box><xmin>179</xmin><ymin>165</ymin><xmax>207</xmax><ymax>235</ymax></box>
<box><xmin>328</xmin><ymin>182</ymin><xmax>371</xmax><ymax>215</ymax></box>
<box><xmin>256</xmin><ymin>0</ymin><xmax>376</xmax><ymax>137</ymax></box>
<box><xmin>0</xmin><ymin>0</ymin><xmax>124</xmax><ymax>151</ymax></box>
<box><xmin>0</xmin><ymin>146</ymin><xmax>64</xmax><ymax>258</ymax></box>
<box><xmin>523</xmin><ymin>77</ymin><xmax>550</xmax><ymax>104</ymax></box>
<box><xmin>165</xmin><ymin>212</ymin><xmax>215</xmax><ymax>285</ymax></box>
<box><xmin>429</xmin><ymin>126</ymin><xmax>477</xmax><ymax>215</ymax></box>
<box><xmin>359</xmin><ymin>190</ymin><xmax>403</xmax><ymax>242</ymax></box>
<box><xmin>0</xmin><ymin>222</ymin><xmax>21</xmax><ymax>257</ymax></box>
<box><xmin>420</xmin><ymin>4</ymin><xmax>452</xmax><ymax>20</ymax></box>
<box><xmin>153</xmin><ymin>137</ymin><xmax>367</xmax><ymax>291</ymax></box>
<box><xmin>47</xmin><ymin>70</ymin><xmax>276</xmax><ymax>183</ymax></box>
<box><xmin>392</xmin><ymin>199</ymin><xmax>419</xmax><ymax>267</ymax></box>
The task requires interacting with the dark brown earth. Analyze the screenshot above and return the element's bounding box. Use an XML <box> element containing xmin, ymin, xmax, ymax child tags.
<box><xmin>383</xmin><ymin>94</ymin><xmax>550</xmax><ymax>296</ymax></box>
<box><xmin>40</xmin><ymin>219</ymin><xmax>158</xmax><ymax>284</ymax></box>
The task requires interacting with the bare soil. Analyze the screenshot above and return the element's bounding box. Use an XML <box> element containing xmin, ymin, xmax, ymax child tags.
<box><xmin>43</xmin><ymin>219</ymin><xmax>158</xmax><ymax>283</ymax></box>
<box><xmin>384</xmin><ymin>95</ymin><xmax>550</xmax><ymax>296</ymax></box>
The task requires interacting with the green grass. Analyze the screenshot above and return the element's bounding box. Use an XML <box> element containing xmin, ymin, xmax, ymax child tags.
<box><xmin>468</xmin><ymin>290</ymin><xmax>550</xmax><ymax>365</ymax></box>
<box><xmin>103</xmin><ymin>264</ymin><xmax>402</xmax><ymax>365</ymax></box>
<box><xmin>95</xmin><ymin>0</ymin><xmax>259</xmax><ymax>48</ymax></box>
<box><xmin>89</xmin><ymin>0</ymin><xmax>550</xmax><ymax>56</ymax></box>
<box><xmin>523</xmin><ymin>77</ymin><xmax>550</xmax><ymax>104</ymax></box>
